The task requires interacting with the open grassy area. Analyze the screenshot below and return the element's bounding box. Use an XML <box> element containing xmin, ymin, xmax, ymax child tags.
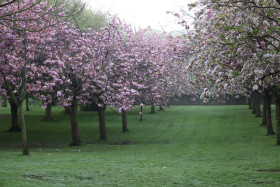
<box><xmin>0</xmin><ymin>105</ymin><xmax>280</xmax><ymax>186</ymax></box>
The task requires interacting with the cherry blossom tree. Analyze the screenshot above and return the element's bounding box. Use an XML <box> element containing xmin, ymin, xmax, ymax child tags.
<box><xmin>0</xmin><ymin>0</ymin><xmax>65</xmax><ymax>155</ymax></box>
<box><xmin>177</xmin><ymin>0</ymin><xmax>280</xmax><ymax>143</ymax></box>
<box><xmin>129</xmin><ymin>28</ymin><xmax>189</xmax><ymax>115</ymax></box>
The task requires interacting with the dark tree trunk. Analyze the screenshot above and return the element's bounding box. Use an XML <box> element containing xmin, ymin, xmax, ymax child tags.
<box><xmin>2</xmin><ymin>95</ymin><xmax>7</xmax><ymax>107</ymax></box>
<box><xmin>98</xmin><ymin>106</ymin><xmax>106</xmax><ymax>140</ymax></box>
<box><xmin>247</xmin><ymin>96</ymin><xmax>252</xmax><ymax>109</ymax></box>
<box><xmin>19</xmin><ymin>103</ymin><xmax>29</xmax><ymax>155</ymax></box>
<box><xmin>251</xmin><ymin>93</ymin><xmax>256</xmax><ymax>114</ymax></box>
<box><xmin>275</xmin><ymin>95</ymin><xmax>280</xmax><ymax>145</ymax></box>
<box><xmin>8</xmin><ymin>99</ymin><xmax>21</xmax><ymax>132</ymax></box>
<box><xmin>260</xmin><ymin>95</ymin><xmax>267</xmax><ymax>127</ymax></box>
<box><xmin>264</xmin><ymin>91</ymin><xmax>275</xmax><ymax>135</ymax></box>
<box><xmin>150</xmin><ymin>104</ymin><xmax>156</xmax><ymax>114</ymax></box>
<box><xmin>25</xmin><ymin>94</ymin><xmax>30</xmax><ymax>111</ymax></box>
<box><xmin>122</xmin><ymin>109</ymin><xmax>128</xmax><ymax>132</ymax></box>
<box><xmin>159</xmin><ymin>104</ymin><xmax>164</xmax><ymax>111</ymax></box>
<box><xmin>253</xmin><ymin>92</ymin><xmax>262</xmax><ymax>117</ymax></box>
<box><xmin>43</xmin><ymin>104</ymin><xmax>53</xmax><ymax>121</ymax></box>
<box><xmin>139</xmin><ymin>106</ymin><xmax>143</xmax><ymax>121</ymax></box>
<box><xmin>68</xmin><ymin>101</ymin><xmax>81</xmax><ymax>146</ymax></box>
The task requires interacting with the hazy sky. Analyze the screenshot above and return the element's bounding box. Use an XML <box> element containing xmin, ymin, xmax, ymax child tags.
<box><xmin>84</xmin><ymin>0</ymin><xmax>193</xmax><ymax>32</ymax></box>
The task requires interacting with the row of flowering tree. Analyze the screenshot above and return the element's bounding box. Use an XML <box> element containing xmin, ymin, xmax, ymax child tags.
<box><xmin>175</xmin><ymin>0</ymin><xmax>280</xmax><ymax>145</ymax></box>
<box><xmin>0</xmin><ymin>0</ymin><xmax>188</xmax><ymax>155</ymax></box>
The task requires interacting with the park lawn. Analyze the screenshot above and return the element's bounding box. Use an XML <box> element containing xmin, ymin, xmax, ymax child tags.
<box><xmin>0</xmin><ymin>105</ymin><xmax>280</xmax><ymax>187</ymax></box>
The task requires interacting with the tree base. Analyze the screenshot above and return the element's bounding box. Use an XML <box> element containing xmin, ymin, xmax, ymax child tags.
<box><xmin>7</xmin><ymin>127</ymin><xmax>21</xmax><ymax>132</ymax></box>
<box><xmin>267</xmin><ymin>131</ymin><xmax>275</xmax><ymax>135</ymax></box>
<box><xmin>122</xmin><ymin>129</ymin><xmax>129</xmax><ymax>132</ymax></box>
<box><xmin>69</xmin><ymin>140</ymin><xmax>81</xmax><ymax>146</ymax></box>
<box><xmin>259</xmin><ymin>123</ymin><xmax>266</xmax><ymax>127</ymax></box>
<box><xmin>22</xmin><ymin>147</ymin><xmax>30</xmax><ymax>156</ymax></box>
<box><xmin>42</xmin><ymin>118</ymin><xmax>55</xmax><ymax>122</ymax></box>
<box><xmin>22</xmin><ymin>151</ymin><xmax>30</xmax><ymax>156</ymax></box>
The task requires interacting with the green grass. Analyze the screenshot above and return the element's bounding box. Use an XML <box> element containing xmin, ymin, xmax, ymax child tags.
<box><xmin>0</xmin><ymin>105</ymin><xmax>280</xmax><ymax>186</ymax></box>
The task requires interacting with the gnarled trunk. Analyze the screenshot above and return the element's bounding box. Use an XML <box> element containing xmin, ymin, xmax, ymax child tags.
<box><xmin>122</xmin><ymin>109</ymin><xmax>128</xmax><ymax>132</ymax></box>
<box><xmin>264</xmin><ymin>91</ymin><xmax>275</xmax><ymax>135</ymax></box>
<box><xmin>19</xmin><ymin>103</ymin><xmax>29</xmax><ymax>155</ymax></box>
<box><xmin>8</xmin><ymin>99</ymin><xmax>20</xmax><ymax>132</ymax></box>
<box><xmin>98</xmin><ymin>106</ymin><xmax>106</xmax><ymax>140</ymax></box>
<box><xmin>68</xmin><ymin>101</ymin><xmax>81</xmax><ymax>146</ymax></box>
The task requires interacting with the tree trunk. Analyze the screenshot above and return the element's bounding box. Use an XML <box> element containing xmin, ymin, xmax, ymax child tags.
<box><xmin>122</xmin><ymin>109</ymin><xmax>128</xmax><ymax>132</ymax></box>
<box><xmin>247</xmin><ymin>95</ymin><xmax>252</xmax><ymax>109</ymax></box>
<box><xmin>251</xmin><ymin>93</ymin><xmax>256</xmax><ymax>114</ymax></box>
<box><xmin>264</xmin><ymin>91</ymin><xmax>275</xmax><ymax>135</ymax></box>
<box><xmin>25</xmin><ymin>94</ymin><xmax>30</xmax><ymax>111</ymax></box>
<box><xmin>150</xmin><ymin>104</ymin><xmax>156</xmax><ymax>114</ymax></box>
<box><xmin>260</xmin><ymin>95</ymin><xmax>267</xmax><ymax>127</ymax></box>
<box><xmin>159</xmin><ymin>104</ymin><xmax>164</xmax><ymax>111</ymax></box>
<box><xmin>2</xmin><ymin>95</ymin><xmax>7</xmax><ymax>107</ymax></box>
<box><xmin>139</xmin><ymin>106</ymin><xmax>143</xmax><ymax>121</ymax></box>
<box><xmin>68</xmin><ymin>102</ymin><xmax>81</xmax><ymax>146</ymax></box>
<box><xmin>19</xmin><ymin>103</ymin><xmax>29</xmax><ymax>155</ymax></box>
<box><xmin>8</xmin><ymin>99</ymin><xmax>21</xmax><ymax>132</ymax></box>
<box><xmin>253</xmin><ymin>92</ymin><xmax>262</xmax><ymax>117</ymax></box>
<box><xmin>275</xmin><ymin>95</ymin><xmax>280</xmax><ymax>145</ymax></box>
<box><xmin>43</xmin><ymin>104</ymin><xmax>53</xmax><ymax>121</ymax></box>
<box><xmin>98</xmin><ymin>106</ymin><xmax>106</xmax><ymax>140</ymax></box>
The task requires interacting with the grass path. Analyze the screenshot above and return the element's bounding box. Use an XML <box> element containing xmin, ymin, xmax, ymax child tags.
<box><xmin>0</xmin><ymin>105</ymin><xmax>279</xmax><ymax>186</ymax></box>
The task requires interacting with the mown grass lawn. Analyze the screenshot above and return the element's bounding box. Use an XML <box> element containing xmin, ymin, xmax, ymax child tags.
<box><xmin>0</xmin><ymin>105</ymin><xmax>279</xmax><ymax>186</ymax></box>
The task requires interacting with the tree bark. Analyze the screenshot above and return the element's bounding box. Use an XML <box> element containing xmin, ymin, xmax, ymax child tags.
<box><xmin>68</xmin><ymin>101</ymin><xmax>81</xmax><ymax>146</ymax></box>
<box><xmin>251</xmin><ymin>93</ymin><xmax>256</xmax><ymax>114</ymax></box>
<box><xmin>253</xmin><ymin>92</ymin><xmax>261</xmax><ymax>117</ymax></box>
<box><xmin>150</xmin><ymin>104</ymin><xmax>156</xmax><ymax>114</ymax></box>
<box><xmin>8</xmin><ymin>99</ymin><xmax>21</xmax><ymax>132</ymax></box>
<box><xmin>19</xmin><ymin>103</ymin><xmax>29</xmax><ymax>155</ymax></box>
<box><xmin>264</xmin><ymin>91</ymin><xmax>275</xmax><ymax>135</ymax></box>
<box><xmin>139</xmin><ymin>106</ymin><xmax>143</xmax><ymax>121</ymax></box>
<box><xmin>43</xmin><ymin>104</ymin><xmax>53</xmax><ymax>121</ymax></box>
<box><xmin>98</xmin><ymin>106</ymin><xmax>106</xmax><ymax>140</ymax></box>
<box><xmin>25</xmin><ymin>94</ymin><xmax>30</xmax><ymax>111</ymax></box>
<box><xmin>247</xmin><ymin>95</ymin><xmax>252</xmax><ymax>109</ymax></box>
<box><xmin>260</xmin><ymin>95</ymin><xmax>267</xmax><ymax>127</ymax></box>
<box><xmin>122</xmin><ymin>109</ymin><xmax>128</xmax><ymax>132</ymax></box>
<box><xmin>275</xmin><ymin>95</ymin><xmax>280</xmax><ymax>145</ymax></box>
<box><xmin>159</xmin><ymin>104</ymin><xmax>164</xmax><ymax>111</ymax></box>
<box><xmin>2</xmin><ymin>95</ymin><xmax>7</xmax><ymax>107</ymax></box>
